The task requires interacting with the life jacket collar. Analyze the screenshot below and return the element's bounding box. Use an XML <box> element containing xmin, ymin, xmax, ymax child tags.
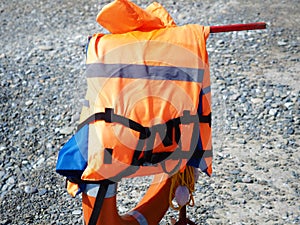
<box><xmin>96</xmin><ymin>0</ymin><xmax>176</xmax><ymax>34</ymax></box>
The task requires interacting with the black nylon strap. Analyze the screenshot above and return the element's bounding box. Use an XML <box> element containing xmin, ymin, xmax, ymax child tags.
<box><xmin>190</xmin><ymin>148</ymin><xmax>213</xmax><ymax>159</ymax></box>
<box><xmin>164</xmin><ymin>120</ymin><xmax>174</xmax><ymax>146</ymax></box>
<box><xmin>77</xmin><ymin>108</ymin><xmax>151</xmax><ymax>139</ymax></box>
<box><xmin>88</xmin><ymin>182</ymin><xmax>109</xmax><ymax>225</ymax></box>
<box><xmin>104</xmin><ymin>108</ymin><xmax>113</xmax><ymax>122</ymax></box>
<box><xmin>77</xmin><ymin>108</ymin><xmax>211</xmax><ymax>175</ymax></box>
<box><xmin>161</xmin><ymin>155</ymin><xmax>183</xmax><ymax>175</ymax></box>
<box><xmin>77</xmin><ymin>112</ymin><xmax>105</xmax><ymax>131</ymax></box>
<box><xmin>78</xmin><ymin>109</ymin><xmax>211</xmax><ymax>132</ymax></box>
<box><xmin>199</xmin><ymin>113</ymin><xmax>211</xmax><ymax>127</ymax></box>
<box><xmin>131</xmin><ymin>137</ymin><xmax>146</xmax><ymax>166</ymax></box>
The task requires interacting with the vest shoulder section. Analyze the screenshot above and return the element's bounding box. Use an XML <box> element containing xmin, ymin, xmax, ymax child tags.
<box><xmin>86</xmin><ymin>24</ymin><xmax>210</xmax><ymax>66</ymax></box>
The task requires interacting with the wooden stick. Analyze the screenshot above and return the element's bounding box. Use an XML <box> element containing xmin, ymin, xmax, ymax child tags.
<box><xmin>174</xmin><ymin>206</ymin><xmax>197</xmax><ymax>225</ymax></box>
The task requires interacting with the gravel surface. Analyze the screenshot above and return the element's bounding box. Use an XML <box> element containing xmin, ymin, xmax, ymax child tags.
<box><xmin>0</xmin><ymin>0</ymin><xmax>299</xmax><ymax>224</ymax></box>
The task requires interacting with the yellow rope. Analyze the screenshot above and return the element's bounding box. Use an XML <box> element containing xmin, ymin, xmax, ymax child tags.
<box><xmin>169</xmin><ymin>166</ymin><xmax>195</xmax><ymax>210</ymax></box>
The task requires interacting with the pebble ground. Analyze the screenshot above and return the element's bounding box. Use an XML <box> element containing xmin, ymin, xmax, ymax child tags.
<box><xmin>0</xmin><ymin>0</ymin><xmax>299</xmax><ymax>224</ymax></box>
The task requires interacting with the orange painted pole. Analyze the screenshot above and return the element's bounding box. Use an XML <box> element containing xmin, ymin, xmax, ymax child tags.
<box><xmin>210</xmin><ymin>22</ymin><xmax>266</xmax><ymax>33</ymax></box>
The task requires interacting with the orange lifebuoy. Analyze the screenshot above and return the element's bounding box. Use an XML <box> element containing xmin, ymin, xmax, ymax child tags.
<box><xmin>82</xmin><ymin>174</ymin><xmax>171</xmax><ymax>225</ymax></box>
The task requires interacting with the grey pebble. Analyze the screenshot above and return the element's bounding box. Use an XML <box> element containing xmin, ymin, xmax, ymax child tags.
<box><xmin>287</xmin><ymin>127</ymin><xmax>295</xmax><ymax>135</ymax></box>
<box><xmin>59</xmin><ymin>126</ymin><xmax>75</xmax><ymax>135</ymax></box>
<box><xmin>269</xmin><ymin>108</ymin><xmax>278</xmax><ymax>116</ymax></box>
<box><xmin>38</xmin><ymin>189</ymin><xmax>48</xmax><ymax>196</ymax></box>
<box><xmin>242</xmin><ymin>176</ymin><xmax>254</xmax><ymax>184</ymax></box>
<box><xmin>24</xmin><ymin>186</ymin><xmax>38</xmax><ymax>194</ymax></box>
<box><xmin>72</xmin><ymin>210</ymin><xmax>82</xmax><ymax>215</ymax></box>
<box><xmin>6</xmin><ymin>177</ymin><xmax>15</xmax><ymax>185</ymax></box>
<box><xmin>277</xmin><ymin>40</ymin><xmax>288</xmax><ymax>46</ymax></box>
<box><xmin>38</xmin><ymin>45</ymin><xmax>54</xmax><ymax>51</ymax></box>
<box><xmin>25</xmin><ymin>100</ymin><xmax>33</xmax><ymax>106</ymax></box>
<box><xmin>0</xmin><ymin>171</ymin><xmax>5</xmax><ymax>179</ymax></box>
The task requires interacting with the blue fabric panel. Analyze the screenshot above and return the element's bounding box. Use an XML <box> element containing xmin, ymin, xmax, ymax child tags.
<box><xmin>56</xmin><ymin>125</ymin><xmax>89</xmax><ymax>176</ymax></box>
<box><xmin>187</xmin><ymin>89</ymin><xmax>205</xmax><ymax>170</ymax></box>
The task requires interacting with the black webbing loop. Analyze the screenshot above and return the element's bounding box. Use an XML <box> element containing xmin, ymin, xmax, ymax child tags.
<box><xmin>77</xmin><ymin>112</ymin><xmax>105</xmax><ymax>131</ymax></box>
<box><xmin>161</xmin><ymin>154</ymin><xmax>183</xmax><ymax>175</ymax></box>
<box><xmin>131</xmin><ymin>136</ymin><xmax>146</xmax><ymax>166</ymax></box>
<box><xmin>88</xmin><ymin>182</ymin><xmax>109</xmax><ymax>225</ymax></box>
<box><xmin>174</xmin><ymin>118</ymin><xmax>181</xmax><ymax>144</ymax></box>
<box><xmin>77</xmin><ymin>108</ymin><xmax>211</xmax><ymax>176</ymax></box>
<box><xmin>104</xmin><ymin>108</ymin><xmax>113</xmax><ymax>122</ymax></box>
<box><xmin>164</xmin><ymin>120</ymin><xmax>173</xmax><ymax>146</ymax></box>
<box><xmin>199</xmin><ymin>113</ymin><xmax>211</xmax><ymax>127</ymax></box>
<box><xmin>77</xmin><ymin>108</ymin><xmax>151</xmax><ymax>139</ymax></box>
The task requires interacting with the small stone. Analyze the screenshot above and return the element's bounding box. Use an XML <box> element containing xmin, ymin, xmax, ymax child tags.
<box><xmin>230</xmin><ymin>170</ymin><xmax>241</xmax><ymax>175</ymax></box>
<box><xmin>26</xmin><ymin>126</ymin><xmax>38</xmax><ymax>134</ymax></box>
<box><xmin>38</xmin><ymin>189</ymin><xmax>47</xmax><ymax>195</ymax></box>
<box><xmin>263</xmin><ymin>144</ymin><xmax>273</xmax><ymax>149</ymax></box>
<box><xmin>59</xmin><ymin>127</ymin><xmax>74</xmax><ymax>135</ymax></box>
<box><xmin>72</xmin><ymin>210</ymin><xmax>82</xmax><ymax>215</ymax></box>
<box><xmin>24</xmin><ymin>186</ymin><xmax>38</xmax><ymax>194</ymax></box>
<box><xmin>1</xmin><ymin>184</ymin><xmax>9</xmax><ymax>192</ymax></box>
<box><xmin>46</xmin><ymin>143</ymin><xmax>53</xmax><ymax>149</ymax></box>
<box><xmin>41</xmin><ymin>75</ymin><xmax>51</xmax><ymax>80</ymax></box>
<box><xmin>238</xmin><ymin>139</ymin><xmax>247</xmax><ymax>144</ymax></box>
<box><xmin>33</xmin><ymin>157</ymin><xmax>45</xmax><ymax>169</ymax></box>
<box><xmin>38</xmin><ymin>45</ymin><xmax>54</xmax><ymax>51</ymax></box>
<box><xmin>177</xmin><ymin>13</ymin><xmax>187</xmax><ymax>21</ymax></box>
<box><xmin>269</xmin><ymin>108</ymin><xmax>278</xmax><ymax>116</ymax></box>
<box><xmin>277</xmin><ymin>40</ymin><xmax>287</xmax><ymax>46</ymax></box>
<box><xmin>0</xmin><ymin>170</ymin><xmax>5</xmax><ymax>179</ymax></box>
<box><xmin>258</xmin><ymin>180</ymin><xmax>268</xmax><ymax>185</ymax></box>
<box><xmin>22</xmin><ymin>160</ymin><xmax>29</xmax><ymax>165</ymax></box>
<box><xmin>217</xmin><ymin>40</ymin><xmax>225</xmax><ymax>46</ymax></box>
<box><xmin>25</xmin><ymin>69</ymin><xmax>32</xmax><ymax>75</ymax></box>
<box><xmin>287</xmin><ymin>127</ymin><xmax>294</xmax><ymax>135</ymax></box>
<box><xmin>251</xmin><ymin>98</ymin><xmax>263</xmax><ymax>104</ymax></box>
<box><xmin>284</xmin><ymin>102</ymin><xmax>294</xmax><ymax>109</ymax></box>
<box><xmin>242</xmin><ymin>176</ymin><xmax>253</xmax><ymax>184</ymax></box>
<box><xmin>240</xmin><ymin>199</ymin><xmax>247</xmax><ymax>204</ymax></box>
<box><xmin>7</xmin><ymin>177</ymin><xmax>15</xmax><ymax>185</ymax></box>
<box><xmin>265</xmin><ymin>91</ymin><xmax>273</xmax><ymax>98</ymax></box>
<box><xmin>54</xmin><ymin>115</ymin><xmax>61</xmax><ymax>121</ymax></box>
<box><xmin>263</xmin><ymin>203</ymin><xmax>273</xmax><ymax>209</ymax></box>
<box><xmin>25</xmin><ymin>100</ymin><xmax>33</xmax><ymax>106</ymax></box>
<box><xmin>231</xmin><ymin>93</ymin><xmax>240</xmax><ymax>101</ymax></box>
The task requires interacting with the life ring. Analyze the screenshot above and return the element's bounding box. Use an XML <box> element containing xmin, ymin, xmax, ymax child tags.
<box><xmin>82</xmin><ymin>173</ymin><xmax>171</xmax><ymax>225</ymax></box>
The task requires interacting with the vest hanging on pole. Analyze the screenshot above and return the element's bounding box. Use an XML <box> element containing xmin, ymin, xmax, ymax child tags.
<box><xmin>56</xmin><ymin>0</ymin><xmax>212</xmax><ymax>196</ymax></box>
<box><xmin>55</xmin><ymin>1</ymin><xmax>213</xmax><ymax>224</ymax></box>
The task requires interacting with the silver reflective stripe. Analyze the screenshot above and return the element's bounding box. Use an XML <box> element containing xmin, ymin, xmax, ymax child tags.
<box><xmin>202</xmin><ymin>86</ymin><xmax>211</xmax><ymax>94</ymax></box>
<box><xmin>128</xmin><ymin>210</ymin><xmax>148</xmax><ymax>225</ymax></box>
<box><xmin>84</xmin><ymin>183</ymin><xmax>117</xmax><ymax>198</ymax></box>
<box><xmin>86</xmin><ymin>63</ymin><xmax>204</xmax><ymax>83</ymax></box>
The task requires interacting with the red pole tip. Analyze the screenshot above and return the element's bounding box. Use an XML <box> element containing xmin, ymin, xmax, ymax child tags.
<box><xmin>210</xmin><ymin>22</ymin><xmax>267</xmax><ymax>33</ymax></box>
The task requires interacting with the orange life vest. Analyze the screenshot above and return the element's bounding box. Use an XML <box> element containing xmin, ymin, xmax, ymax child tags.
<box><xmin>56</xmin><ymin>0</ymin><xmax>212</xmax><ymax>197</ymax></box>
